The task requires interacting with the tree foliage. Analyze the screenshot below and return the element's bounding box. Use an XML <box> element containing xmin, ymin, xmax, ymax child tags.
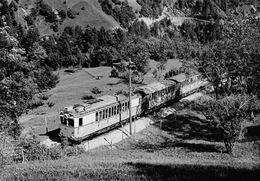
<box><xmin>0</xmin><ymin>26</ymin><xmax>58</xmax><ymax>138</ymax></box>
<box><xmin>119</xmin><ymin>36</ymin><xmax>150</xmax><ymax>80</ymax></box>
<box><xmin>191</xmin><ymin>95</ymin><xmax>256</xmax><ymax>154</ymax></box>
<box><xmin>195</xmin><ymin>16</ymin><xmax>260</xmax><ymax>98</ymax></box>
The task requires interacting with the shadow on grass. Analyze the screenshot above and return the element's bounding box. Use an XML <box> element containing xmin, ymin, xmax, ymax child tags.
<box><xmin>107</xmin><ymin>80</ymin><xmax>124</xmax><ymax>86</ymax></box>
<box><xmin>159</xmin><ymin>112</ymin><xmax>223</xmax><ymax>142</ymax></box>
<box><xmin>40</xmin><ymin>128</ymin><xmax>61</xmax><ymax>142</ymax></box>
<box><xmin>131</xmin><ymin>137</ymin><xmax>224</xmax><ymax>153</ymax></box>
<box><xmin>245</xmin><ymin>124</ymin><xmax>260</xmax><ymax>138</ymax></box>
<box><xmin>127</xmin><ymin>162</ymin><xmax>260</xmax><ymax>181</ymax></box>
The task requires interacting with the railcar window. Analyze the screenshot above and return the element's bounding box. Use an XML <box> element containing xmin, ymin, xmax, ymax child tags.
<box><xmin>105</xmin><ymin>109</ymin><xmax>108</xmax><ymax>118</ymax></box>
<box><xmin>117</xmin><ymin>105</ymin><xmax>120</xmax><ymax>114</ymax></box>
<box><xmin>112</xmin><ymin>107</ymin><xmax>114</xmax><ymax>116</ymax></box>
<box><xmin>125</xmin><ymin>102</ymin><xmax>128</xmax><ymax>110</ymax></box>
<box><xmin>99</xmin><ymin>111</ymin><xmax>102</xmax><ymax>121</ymax></box>
<box><xmin>109</xmin><ymin>108</ymin><xmax>111</xmax><ymax>117</ymax></box>
<box><xmin>60</xmin><ymin>117</ymin><xmax>64</xmax><ymax>124</ymax></box>
<box><xmin>103</xmin><ymin>110</ymin><xmax>105</xmax><ymax>119</ymax></box>
<box><xmin>96</xmin><ymin>112</ymin><xmax>98</xmax><ymax>122</ymax></box>
<box><xmin>114</xmin><ymin>106</ymin><xmax>116</xmax><ymax>115</ymax></box>
<box><xmin>61</xmin><ymin>117</ymin><xmax>68</xmax><ymax>125</ymax></box>
<box><xmin>79</xmin><ymin>118</ymin><xmax>83</xmax><ymax>126</ymax></box>
<box><xmin>68</xmin><ymin>118</ymin><xmax>74</xmax><ymax>127</ymax></box>
<box><xmin>122</xmin><ymin>103</ymin><xmax>125</xmax><ymax>111</ymax></box>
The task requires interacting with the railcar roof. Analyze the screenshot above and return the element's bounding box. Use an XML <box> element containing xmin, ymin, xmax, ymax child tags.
<box><xmin>135</xmin><ymin>82</ymin><xmax>167</xmax><ymax>95</ymax></box>
<box><xmin>61</xmin><ymin>94</ymin><xmax>139</xmax><ymax>117</ymax></box>
<box><xmin>168</xmin><ymin>73</ymin><xmax>186</xmax><ymax>83</ymax></box>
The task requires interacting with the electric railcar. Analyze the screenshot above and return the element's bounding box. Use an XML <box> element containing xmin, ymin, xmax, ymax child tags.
<box><xmin>59</xmin><ymin>73</ymin><xmax>210</xmax><ymax>141</ymax></box>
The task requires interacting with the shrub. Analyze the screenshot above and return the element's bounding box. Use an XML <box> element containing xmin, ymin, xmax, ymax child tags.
<box><xmin>82</xmin><ymin>94</ymin><xmax>94</xmax><ymax>100</ymax></box>
<box><xmin>91</xmin><ymin>87</ymin><xmax>101</xmax><ymax>94</ymax></box>
<box><xmin>18</xmin><ymin>138</ymin><xmax>85</xmax><ymax>162</ymax></box>
<box><xmin>47</xmin><ymin>101</ymin><xmax>55</xmax><ymax>108</ymax></box>
<box><xmin>110</xmin><ymin>68</ymin><xmax>119</xmax><ymax>77</ymax></box>
<box><xmin>64</xmin><ymin>146</ymin><xmax>85</xmax><ymax>157</ymax></box>
<box><xmin>39</xmin><ymin>2</ymin><xmax>57</xmax><ymax>23</ymax></box>
<box><xmin>50</xmin><ymin>23</ymin><xmax>59</xmax><ymax>32</ymax></box>
<box><xmin>67</xmin><ymin>8</ymin><xmax>78</xmax><ymax>19</ymax></box>
<box><xmin>38</xmin><ymin>93</ymin><xmax>50</xmax><ymax>100</ymax></box>
<box><xmin>64</xmin><ymin>69</ymin><xmax>76</xmax><ymax>73</ymax></box>
<box><xmin>0</xmin><ymin>134</ymin><xmax>16</xmax><ymax>167</ymax></box>
<box><xmin>58</xmin><ymin>9</ymin><xmax>67</xmax><ymax>20</ymax></box>
<box><xmin>28</xmin><ymin>98</ymin><xmax>44</xmax><ymax>109</ymax></box>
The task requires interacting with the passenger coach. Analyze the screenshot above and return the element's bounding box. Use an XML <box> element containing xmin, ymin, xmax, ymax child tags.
<box><xmin>60</xmin><ymin>94</ymin><xmax>141</xmax><ymax>141</ymax></box>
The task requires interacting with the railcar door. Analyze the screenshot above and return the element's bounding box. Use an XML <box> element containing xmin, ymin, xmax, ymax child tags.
<box><xmin>141</xmin><ymin>95</ymin><xmax>150</xmax><ymax>115</ymax></box>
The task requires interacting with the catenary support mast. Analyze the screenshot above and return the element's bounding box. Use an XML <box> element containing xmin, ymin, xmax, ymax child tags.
<box><xmin>129</xmin><ymin>58</ymin><xmax>132</xmax><ymax>135</ymax></box>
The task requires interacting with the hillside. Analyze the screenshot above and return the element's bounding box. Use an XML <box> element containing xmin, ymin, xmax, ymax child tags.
<box><xmin>4</xmin><ymin>0</ymin><xmax>259</xmax><ymax>36</ymax></box>
<box><xmin>15</xmin><ymin>0</ymin><xmax>120</xmax><ymax>36</ymax></box>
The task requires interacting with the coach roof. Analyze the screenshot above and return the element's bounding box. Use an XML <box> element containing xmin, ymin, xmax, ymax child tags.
<box><xmin>134</xmin><ymin>82</ymin><xmax>167</xmax><ymax>95</ymax></box>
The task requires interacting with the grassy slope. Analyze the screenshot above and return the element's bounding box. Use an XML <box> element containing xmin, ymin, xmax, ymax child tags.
<box><xmin>18</xmin><ymin>0</ymin><xmax>119</xmax><ymax>36</ymax></box>
<box><xmin>1</xmin><ymin>125</ymin><xmax>260</xmax><ymax>180</ymax></box>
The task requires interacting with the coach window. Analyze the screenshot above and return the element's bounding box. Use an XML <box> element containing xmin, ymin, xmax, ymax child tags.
<box><xmin>114</xmin><ymin>106</ymin><xmax>117</xmax><ymax>115</ymax></box>
<box><xmin>117</xmin><ymin>105</ymin><xmax>120</xmax><ymax>114</ymax></box>
<box><xmin>96</xmin><ymin>112</ymin><xmax>98</xmax><ymax>122</ymax></box>
<box><xmin>125</xmin><ymin>102</ymin><xmax>128</xmax><ymax>110</ymax></box>
<box><xmin>103</xmin><ymin>110</ymin><xmax>106</xmax><ymax>119</ymax></box>
<box><xmin>111</xmin><ymin>107</ymin><xmax>114</xmax><ymax>116</ymax></box>
<box><xmin>122</xmin><ymin>103</ymin><xmax>125</xmax><ymax>111</ymax></box>
<box><xmin>109</xmin><ymin>107</ymin><xmax>111</xmax><ymax>117</ymax></box>
<box><xmin>105</xmin><ymin>109</ymin><xmax>108</xmax><ymax>118</ymax></box>
<box><xmin>60</xmin><ymin>117</ymin><xmax>65</xmax><ymax>125</ymax></box>
<box><xmin>79</xmin><ymin>118</ymin><xmax>83</xmax><ymax>126</ymax></box>
<box><xmin>68</xmin><ymin>118</ymin><xmax>74</xmax><ymax>127</ymax></box>
<box><xmin>99</xmin><ymin>111</ymin><xmax>102</xmax><ymax>121</ymax></box>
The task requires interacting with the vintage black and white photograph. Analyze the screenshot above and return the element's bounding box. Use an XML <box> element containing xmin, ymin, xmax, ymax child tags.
<box><xmin>0</xmin><ymin>0</ymin><xmax>259</xmax><ymax>180</ymax></box>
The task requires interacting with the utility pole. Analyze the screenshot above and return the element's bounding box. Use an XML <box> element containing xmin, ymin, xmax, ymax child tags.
<box><xmin>128</xmin><ymin>58</ymin><xmax>132</xmax><ymax>135</ymax></box>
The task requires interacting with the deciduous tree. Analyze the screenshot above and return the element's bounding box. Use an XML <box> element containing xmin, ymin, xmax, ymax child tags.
<box><xmin>191</xmin><ymin>95</ymin><xmax>256</xmax><ymax>154</ymax></box>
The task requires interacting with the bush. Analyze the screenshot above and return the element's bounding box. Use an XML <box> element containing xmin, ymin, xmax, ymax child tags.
<box><xmin>0</xmin><ymin>134</ymin><xmax>16</xmax><ymax>167</ymax></box>
<box><xmin>82</xmin><ymin>94</ymin><xmax>94</xmax><ymax>100</ymax></box>
<box><xmin>47</xmin><ymin>101</ymin><xmax>55</xmax><ymax>108</ymax></box>
<box><xmin>67</xmin><ymin>8</ymin><xmax>78</xmax><ymax>19</ymax></box>
<box><xmin>58</xmin><ymin>9</ymin><xmax>67</xmax><ymax>20</ymax></box>
<box><xmin>28</xmin><ymin>98</ymin><xmax>44</xmax><ymax>109</ymax></box>
<box><xmin>18</xmin><ymin>138</ymin><xmax>85</xmax><ymax>162</ymax></box>
<box><xmin>39</xmin><ymin>2</ymin><xmax>57</xmax><ymax>23</ymax></box>
<box><xmin>64</xmin><ymin>146</ymin><xmax>85</xmax><ymax>157</ymax></box>
<box><xmin>50</xmin><ymin>23</ymin><xmax>59</xmax><ymax>32</ymax></box>
<box><xmin>91</xmin><ymin>87</ymin><xmax>101</xmax><ymax>94</ymax></box>
<box><xmin>38</xmin><ymin>93</ymin><xmax>50</xmax><ymax>101</ymax></box>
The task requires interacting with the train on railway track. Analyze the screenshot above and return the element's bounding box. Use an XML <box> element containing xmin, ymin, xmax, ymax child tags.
<box><xmin>59</xmin><ymin>72</ymin><xmax>211</xmax><ymax>142</ymax></box>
